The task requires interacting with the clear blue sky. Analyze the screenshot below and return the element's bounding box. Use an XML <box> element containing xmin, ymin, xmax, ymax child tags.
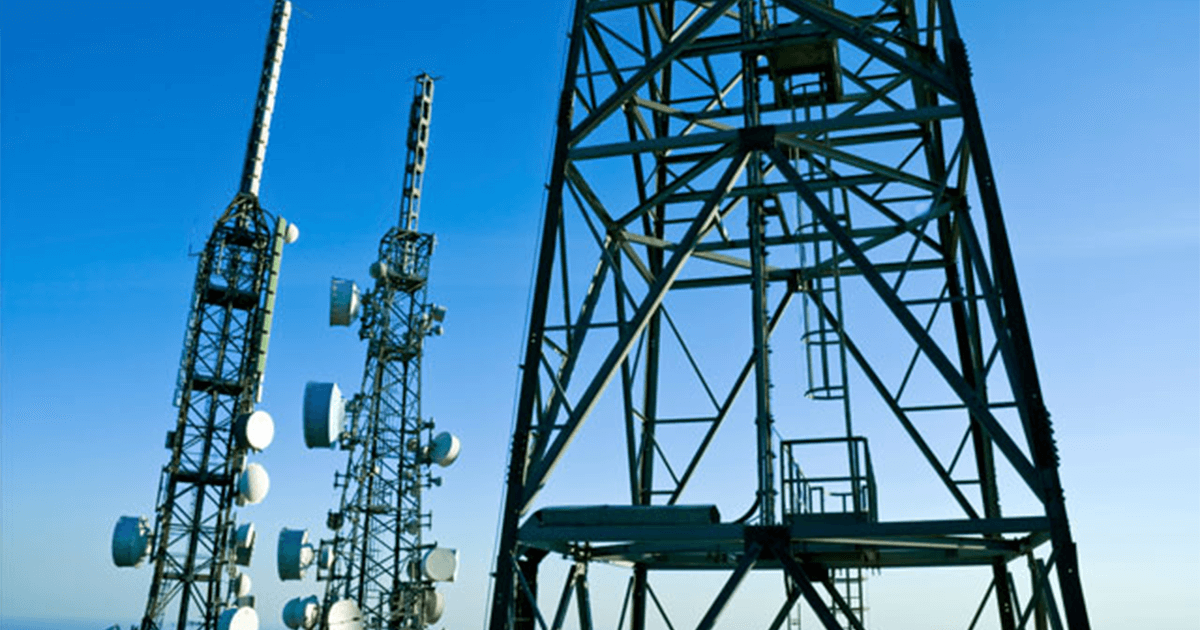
<box><xmin>1</xmin><ymin>2</ymin><xmax>1197</xmax><ymax>629</ymax></box>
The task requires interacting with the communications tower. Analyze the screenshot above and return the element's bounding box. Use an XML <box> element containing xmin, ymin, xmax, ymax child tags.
<box><xmin>278</xmin><ymin>74</ymin><xmax>461</xmax><ymax>630</ymax></box>
<box><xmin>112</xmin><ymin>2</ymin><xmax>298</xmax><ymax>630</ymax></box>
<box><xmin>488</xmin><ymin>1</ymin><xmax>1091</xmax><ymax>629</ymax></box>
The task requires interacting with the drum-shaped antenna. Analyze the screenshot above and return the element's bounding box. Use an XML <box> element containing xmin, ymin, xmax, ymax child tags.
<box><xmin>282</xmin><ymin>595</ymin><xmax>320</xmax><ymax>630</ymax></box>
<box><xmin>326</xmin><ymin>599</ymin><xmax>363</xmax><ymax>630</ymax></box>
<box><xmin>237</xmin><ymin>463</ymin><xmax>270</xmax><ymax>506</ymax></box>
<box><xmin>303</xmin><ymin>382</ymin><xmax>345</xmax><ymax>448</ymax></box>
<box><xmin>112</xmin><ymin>515</ymin><xmax>151</xmax><ymax>568</ymax></box>
<box><xmin>217</xmin><ymin>606</ymin><xmax>259</xmax><ymax>630</ymax></box>
<box><xmin>329</xmin><ymin>278</ymin><xmax>361</xmax><ymax>327</ymax></box>
<box><xmin>422</xmin><ymin>547</ymin><xmax>458</xmax><ymax>582</ymax></box>
<box><xmin>234</xmin><ymin>522</ymin><xmax>256</xmax><ymax>566</ymax></box>
<box><xmin>318</xmin><ymin>545</ymin><xmax>335</xmax><ymax>570</ymax></box>
<box><xmin>234</xmin><ymin>410</ymin><xmax>275</xmax><ymax>452</ymax></box>
<box><xmin>429</xmin><ymin>431</ymin><xmax>461</xmax><ymax>467</ymax></box>
<box><xmin>277</xmin><ymin>528</ymin><xmax>315</xmax><ymax>580</ymax></box>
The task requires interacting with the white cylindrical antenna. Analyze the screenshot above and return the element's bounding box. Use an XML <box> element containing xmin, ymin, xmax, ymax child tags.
<box><xmin>329</xmin><ymin>279</ymin><xmax>361</xmax><ymax>327</ymax></box>
<box><xmin>303</xmin><ymin>382</ymin><xmax>345</xmax><ymax>448</ymax></box>
<box><xmin>421</xmin><ymin>547</ymin><xmax>458</xmax><ymax>582</ymax></box>
<box><xmin>234</xmin><ymin>410</ymin><xmax>275</xmax><ymax>452</ymax></box>
<box><xmin>239</xmin><ymin>0</ymin><xmax>292</xmax><ymax>197</ymax></box>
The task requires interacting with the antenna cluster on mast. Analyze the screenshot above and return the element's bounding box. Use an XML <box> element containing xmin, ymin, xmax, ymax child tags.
<box><xmin>111</xmin><ymin>2</ymin><xmax>298</xmax><ymax>630</ymax></box>
<box><xmin>279</xmin><ymin>73</ymin><xmax>461</xmax><ymax>630</ymax></box>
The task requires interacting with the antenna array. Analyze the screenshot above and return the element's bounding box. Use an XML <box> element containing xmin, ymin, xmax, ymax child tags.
<box><xmin>279</xmin><ymin>74</ymin><xmax>460</xmax><ymax>630</ymax></box>
<box><xmin>112</xmin><ymin>3</ymin><xmax>298</xmax><ymax>630</ymax></box>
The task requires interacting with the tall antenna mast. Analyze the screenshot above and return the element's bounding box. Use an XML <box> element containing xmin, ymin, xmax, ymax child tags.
<box><xmin>279</xmin><ymin>73</ymin><xmax>460</xmax><ymax>630</ymax></box>
<box><xmin>112</xmin><ymin>3</ymin><xmax>298</xmax><ymax>629</ymax></box>
<box><xmin>486</xmin><ymin>1</ymin><xmax>1092</xmax><ymax>629</ymax></box>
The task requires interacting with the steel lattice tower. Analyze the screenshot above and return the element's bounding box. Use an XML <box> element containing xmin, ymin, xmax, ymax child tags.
<box><xmin>112</xmin><ymin>2</ymin><xmax>297</xmax><ymax>629</ymax></box>
<box><xmin>488</xmin><ymin>1</ymin><xmax>1090</xmax><ymax>629</ymax></box>
<box><xmin>281</xmin><ymin>74</ymin><xmax>458</xmax><ymax>630</ymax></box>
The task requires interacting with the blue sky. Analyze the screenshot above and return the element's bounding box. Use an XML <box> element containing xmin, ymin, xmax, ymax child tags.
<box><xmin>1</xmin><ymin>2</ymin><xmax>1197</xmax><ymax>629</ymax></box>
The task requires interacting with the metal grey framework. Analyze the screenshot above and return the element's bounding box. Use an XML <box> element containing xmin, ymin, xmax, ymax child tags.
<box><xmin>488</xmin><ymin>1</ymin><xmax>1090</xmax><ymax>629</ymax></box>
<box><xmin>316</xmin><ymin>74</ymin><xmax>447</xmax><ymax>629</ymax></box>
<box><xmin>139</xmin><ymin>1</ymin><xmax>293</xmax><ymax>628</ymax></box>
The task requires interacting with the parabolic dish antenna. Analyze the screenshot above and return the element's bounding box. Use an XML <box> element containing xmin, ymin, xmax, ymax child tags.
<box><xmin>112</xmin><ymin>515</ymin><xmax>151</xmax><ymax>568</ymax></box>
<box><xmin>329</xmin><ymin>278</ymin><xmax>361</xmax><ymax>327</ymax></box>
<box><xmin>326</xmin><ymin>599</ymin><xmax>363</xmax><ymax>630</ymax></box>
<box><xmin>284</xmin><ymin>221</ymin><xmax>300</xmax><ymax>244</ymax></box>
<box><xmin>277</xmin><ymin>528</ymin><xmax>316</xmax><ymax>580</ymax></box>
<box><xmin>424</xmin><ymin>590</ymin><xmax>445</xmax><ymax>624</ymax></box>
<box><xmin>422</xmin><ymin>547</ymin><xmax>458</xmax><ymax>582</ymax></box>
<box><xmin>237</xmin><ymin>463</ymin><xmax>270</xmax><ymax>506</ymax></box>
<box><xmin>318</xmin><ymin>545</ymin><xmax>334</xmax><ymax>570</ymax></box>
<box><xmin>282</xmin><ymin>595</ymin><xmax>320</xmax><ymax>630</ymax></box>
<box><xmin>234</xmin><ymin>522</ymin><xmax>256</xmax><ymax>565</ymax></box>
<box><xmin>230</xmin><ymin>572</ymin><xmax>252</xmax><ymax>598</ymax></box>
<box><xmin>368</xmin><ymin>260</ymin><xmax>389</xmax><ymax>280</ymax></box>
<box><xmin>303</xmin><ymin>382</ymin><xmax>345</xmax><ymax>448</ymax></box>
<box><xmin>217</xmin><ymin>606</ymin><xmax>259</xmax><ymax>630</ymax></box>
<box><xmin>429</xmin><ymin>431</ymin><xmax>461</xmax><ymax>467</ymax></box>
<box><xmin>234</xmin><ymin>410</ymin><xmax>275</xmax><ymax>452</ymax></box>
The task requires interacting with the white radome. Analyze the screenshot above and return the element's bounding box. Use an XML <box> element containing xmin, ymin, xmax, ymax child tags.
<box><xmin>237</xmin><ymin>463</ymin><xmax>270</xmax><ymax>506</ymax></box>
<box><xmin>218</xmin><ymin>606</ymin><xmax>259</xmax><ymax>630</ymax></box>
<box><xmin>284</xmin><ymin>221</ymin><xmax>300</xmax><ymax>244</ymax></box>
<box><xmin>422</xmin><ymin>547</ymin><xmax>458</xmax><ymax>582</ymax></box>
<box><xmin>235</xmin><ymin>410</ymin><xmax>275</xmax><ymax>452</ymax></box>
<box><xmin>326</xmin><ymin>599</ymin><xmax>363</xmax><ymax>630</ymax></box>
<box><xmin>231</xmin><ymin>572</ymin><xmax>252</xmax><ymax>598</ymax></box>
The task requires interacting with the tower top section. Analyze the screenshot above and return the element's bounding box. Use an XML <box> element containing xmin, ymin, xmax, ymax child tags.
<box><xmin>400</xmin><ymin>73</ymin><xmax>435</xmax><ymax>232</ymax></box>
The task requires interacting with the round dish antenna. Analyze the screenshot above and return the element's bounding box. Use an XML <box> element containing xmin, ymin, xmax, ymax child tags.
<box><xmin>329</xmin><ymin>278</ymin><xmax>361</xmax><ymax>326</ymax></box>
<box><xmin>217</xmin><ymin>606</ymin><xmax>259</xmax><ymax>630</ymax></box>
<box><xmin>277</xmin><ymin>528</ymin><xmax>316</xmax><ymax>580</ymax></box>
<box><xmin>234</xmin><ymin>410</ymin><xmax>275</xmax><ymax>452</ymax></box>
<box><xmin>112</xmin><ymin>515</ymin><xmax>151</xmax><ymax>568</ymax></box>
<box><xmin>428</xmin><ymin>431</ymin><xmax>461</xmax><ymax>467</ymax></box>
<box><xmin>424</xmin><ymin>590</ymin><xmax>445</xmax><ymax>624</ymax></box>
<box><xmin>234</xmin><ymin>522</ymin><xmax>256</xmax><ymax>566</ymax></box>
<box><xmin>303</xmin><ymin>382</ymin><xmax>345</xmax><ymax>448</ymax></box>
<box><xmin>282</xmin><ymin>595</ymin><xmax>320</xmax><ymax>630</ymax></box>
<box><xmin>230</xmin><ymin>572</ymin><xmax>252</xmax><ymax>598</ymax></box>
<box><xmin>237</xmin><ymin>463</ymin><xmax>270</xmax><ymax>506</ymax></box>
<box><xmin>326</xmin><ymin>599</ymin><xmax>363</xmax><ymax>630</ymax></box>
<box><xmin>318</xmin><ymin>544</ymin><xmax>335</xmax><ymax>570</ymax></box>
<box><xmin>284</xmin><ymin>221</ymin><xmax>301</xmax><ymax>244</ymax></box>
<box><xmin>421</xmin><ymin>547</ymin><xmax>458</xmax><ymax>582</ymax></box>
<box><xmin>368</xmin><ymin>260</ymin><xmax>389</xmax><ymax>280</ymax></box>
